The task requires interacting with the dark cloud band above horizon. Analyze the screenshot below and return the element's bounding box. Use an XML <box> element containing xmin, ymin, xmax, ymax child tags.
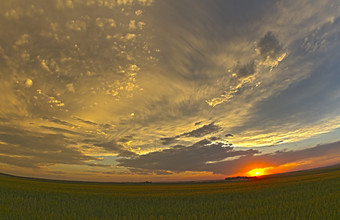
<box><xmin>118</xmin><ymin>140</ymin><xmax>340</xmax><ymax>176</ymax></box>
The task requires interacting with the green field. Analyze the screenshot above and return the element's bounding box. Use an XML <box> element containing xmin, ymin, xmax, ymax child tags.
<box><xmin>1</xmin><ymin>166</ymin><xmax>339</xmax><ymax>220</ymax></box>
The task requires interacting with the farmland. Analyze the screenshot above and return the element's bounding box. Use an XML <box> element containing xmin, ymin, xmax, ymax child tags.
<box><xmin>0</xmin><ymin>165</ymin><xmax>339</xmax><ymax>220</ymax></box>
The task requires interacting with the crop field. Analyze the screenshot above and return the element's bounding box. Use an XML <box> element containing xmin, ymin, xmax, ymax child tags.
<box><xmin>0</xmin><ymin>165</ymin><xmax>339</xmax><ymax>220</ymax></box>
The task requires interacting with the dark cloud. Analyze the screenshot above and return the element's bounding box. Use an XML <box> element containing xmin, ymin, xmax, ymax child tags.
<box><xmin>160</xmin><ymin>137</ymin><xmax>179</xmax><ymax>145</ymax></box>
<box><xmin>86</xmin><ymin>139</ymin><xmax>137</xmax><ymax>158</ymax></box>
<box><xmin>118</xmin><ymin>138</ymin><xmax>130</xmax><ymax>143</ymax></box>
<box><xmin>256</xmin><ymin>32</ymin><xmax>284</xmax><ymax>65</ymax></box>
<box><xmin>118</xmin><ymin>150</ymin><xmax>138</xmax><ymax>158</ymax></box>
<box><xmin>49</xmin><ymin>171</ymin><xmax>67</xmax><ymax>175</ymax></box>
<box><xmin>39</xmin><ymin>125</ymin><xmax>82</xmax><ymax>136</ymax></box>
<box><xmin>160</xmin><ymin>122</ymin><xmax>223</xmax><ymax>145</ymax></box>
<box><xmin>182</xmin><ymin>122</ymin><xmax>223</xmax><ymax>138</ymax></box>
<box><xmin>41</xmin><ymin>117</ymin><xmax>77</xmax><ymax>128</ymax></box>
<box><xmin>72</xmin><ymin>117</ymin><xmax>114</xmax><ymax>131</ymax></box>
<box><xmin>118</xmin><ymin>139</ymin><xmax>258</xmax><ymax>173</ymax></box>
<box><xmin>118</xmin><ymin>135</ymin><xmax>134</xmax><ymax>143</ymax></box>
<box><xmin>209</xmin><ymin>136</ymin><xmax>220</xmax><ymax>141</ymax></box>
<box><xmin>0</xmin><ymin>126</ymin><xmax>96</xmax><ymax>168</ymax></box>
<box><xmin>0</xmin><ymin>155</ymin><xmax>42</xmax><ymax>169</ymax></box>
<box><xmin>225</xmin><ymin>134</ymin><xmax>233</xmax><ymax>138</ymax></box>
<box><xmin>87</xmin><ymin>163</ymin><xmax>112</xmax><ymax>168</ymax></box>
<box><xmin>118</xmin><ymin>140</ymin><xmax>340</xmax><ymax>175</ymax></box>
<box><xmin>94</xmin><ymin>140</ymin><xmax>123</xmax><ymax>152</ymax></box>
<box><xmin>74</xmin><ymin>117</ymin><xmax>98</xmax><ymax>127</ymax></box>
<box><xmin>0</xmin><ymin>118</ymin><xmax>11</xmax><ymax>123</ymax></box>
<box><xmin>210</xmin><ymin>141</ymin><xmax>340</xmax><ymax>175</ymax></box>
<box><xmin>234</xmin><ymin>60</ymin><xmax>256</xmax><ymax>78</ymax></box>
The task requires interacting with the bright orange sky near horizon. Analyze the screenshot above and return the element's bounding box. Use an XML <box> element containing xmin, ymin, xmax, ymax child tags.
<box><xmin>0</xmin><ymin>0</ymin><xmax>340</xmax><ymax>182</ymax></box>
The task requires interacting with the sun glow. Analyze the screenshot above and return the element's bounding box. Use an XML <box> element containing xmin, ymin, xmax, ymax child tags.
<box><xmin>245</xmin><ymin>162</ymin><xmax>306</xmax><ymax>177</ymax></box>
<box><xmin>248</xmin><ymin>168</ymin><xmax>265</xmax><ymax>176</ymax></box>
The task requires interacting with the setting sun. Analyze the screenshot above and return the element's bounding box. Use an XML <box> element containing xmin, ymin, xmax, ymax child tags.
<box><xmin>248</xmin><ymin>168</ymin><xmax>265</xmax><ymax>176</ymax></box>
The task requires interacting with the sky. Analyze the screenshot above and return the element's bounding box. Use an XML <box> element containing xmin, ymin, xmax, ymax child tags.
<box><xmin>0</xmin><ymin>0</ymin><xmax>340</xmax><ymax>182</ymax></box>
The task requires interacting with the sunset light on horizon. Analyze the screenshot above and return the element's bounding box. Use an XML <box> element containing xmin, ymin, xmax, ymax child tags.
<box><xmin>248</xmin><ymin>168</ymin><xmax>265</xmax><ymax>177</ymax></box>
<box><xmin>1</xmin><ymin>0</ymin><xmax>340</xmax><ymax>182</ymax></box>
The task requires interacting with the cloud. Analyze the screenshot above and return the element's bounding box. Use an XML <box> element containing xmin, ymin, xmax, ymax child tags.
<box><xmin>82</xmin><ymin>139</ymin><xmax>137</xmax><ymax>158</ymax></box>
<box><xmin>118</xmin><ymin>140</ymin><xmax>340</xmax><ymax>176</ymax></box>
<box><xmin>0</xmin><ymin>0</ymin><xmax>339</xmax><ymax>180</ymax></box>
<box><xmin>234</xmin><ymin>61</ymin><xmax>257</xmax><ymax>78</ymax></box>
<box><xmin>160</xmin><ymin>137</ymin><xmax>178</xmax><ymax>146</ymax></box>
<box><xmin>209</xmin><ymin>137</ymin><xmax>220</xmax><ymax>141</ymax></box>
<box><xmin>118</xmin><ymin>139</ymin><xmax>259</xmax><ymax>173</ymax></box>
<box><xmin>0</xmin><ymin>126</ymin><xmax>97</xmax><ymax>168</ymax></box>
<box><xmin>302</xmin><ymin>18</ymin><xmax>339</xmax><ymax>54</ymax></box>
<box><xmin>256</xmin><ymin>32</ymin><xmax>287</xmax><ymax>68</ymax></box>
<box><xmin>118</xmin><ymin>135</ymin><xmax>134</xmax><ymax>143</ymax></box>
<box><xmin>207</xmin><ymin>30</ymin><xmax>289</xmax><ymax>107</ymax></box>
<box><xmin>160</xmin><ymin>122</ymin><xmax>223</xmax><ymax>145</ymax></box>
<box><xmin>93</xmin><ymin>140</ymin><xmax>124</xmax><ymax>152</ymax></box>
<box><xmin>210</xmin><ymin>141</ymin><xmax>340</xmax><ymax>175</ymax></box>
<box><xmin>181</xmin><ymin>122</ymin><xmax>223</xmax><ymax>138</ymax></box>
<box><xmin>42</xmin><ymin>117</ymin><xmax>78</xmax><ymax>128</ymax></box>
<box><xmin>39</xmin><ymin>125</ymin><xmax>83</xmax><ymax>136</ymax></box>
<box><xmin>73</xmin><ymin>117</ymin><xmax>98</xmax><ymax>127</ymax></box>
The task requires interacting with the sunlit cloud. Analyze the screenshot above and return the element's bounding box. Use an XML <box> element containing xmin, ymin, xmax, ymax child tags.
<box><xmin>0</xmin><ymin>0</ymin><xmax>339</xmax><ymax>181</ymax></box>
<box><xmin>231</xmin><ymin>115</ymin><xmax>340</xmax><ymax>147</ymax></box>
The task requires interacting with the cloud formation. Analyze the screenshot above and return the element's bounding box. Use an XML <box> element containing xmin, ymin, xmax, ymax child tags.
<box><xmin>206</xmin><ymin>31</ymin><xmax>287</xmax><ymax>107</ymax></box>
<box><xmin>256</xmin><ymin>32</ymin><xmax>287</xmax><ymax>68</ymax></box>
<box><xmin>0</xmin><ymin>126</ymin><xmax>97</xmax><ymax>168</ymax></box>
<box><xmin>118</xmin><ymin>140</ymin><xmax>340</xmax><ymax>175</ymax></box>
<box><xmin>161</xmin><ymin>122</ymin><xmax>223</xmax><ymax>145</ymax></box>
<box><xmin>0</xmin><ymin>0</ymin><xmax>339</xmax><ymax>180</ymax></box>
<box><xmin>118</xmin><ymin>140</ymin><xmax>258</xmax><ymax>173</ymax></box>
<box><xmin>210</xmin><ymin>141</ymin><xmax>340</xmax><ymax>175</ymax></box>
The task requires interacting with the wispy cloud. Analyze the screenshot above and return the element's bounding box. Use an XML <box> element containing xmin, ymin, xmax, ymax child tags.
<box><xmin>160</xmin><ymin>122</ymin><xmax>223</xmax><ymax>145</ymax></box>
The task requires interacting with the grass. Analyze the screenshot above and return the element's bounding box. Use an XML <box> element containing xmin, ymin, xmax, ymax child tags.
<box><xmin>0</xmin><ymin>165</ymin><xmax>339</xmax><ymax>220</ymax></box>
